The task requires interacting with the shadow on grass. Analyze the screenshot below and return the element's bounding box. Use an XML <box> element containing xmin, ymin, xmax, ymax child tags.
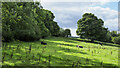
<box><xmin>59</xmin><ymin>43</ymin><xmax>75</xmax><ymax>46</ymax></box>
<box><xmin>51</xmin><ymin>50</ymin><xmax>118</xmax><ymax>67</ymax></box>
<box><xmin>35</xmin><ymin>50</ymin><xmax>118</xmax><ymax>68</ymax></box>
<box><xmin>45</xmin><ymin>40</ymin><xmax>87</xmax><ymax>54</ymax></box>
<box><xmin>59</xmin><ymin>47</ymin><xmax>87</xmax><ymax>54</ymax></box>
<box><xmin>2</xmin><ymin>39</ymin><xmax>119</xmax><ymax>68</ymax></box>
<box><xmin>102</xmin><ymin>42</ymin><xmax>120</xmax><ymax>47</ymax></box>
<box><xmin>44</xmin><ymin>40</ymin><xmax>119</xmax><ymax>67</ymax></box>
<box><xmin>64</xmin><ymin>40</ymin><xmax>78</xmax><ymax>43</ymax></box>
<box><xmin>71</xmin><ymin>38</ymin><xmax>120</xmax><ymax>47</ymax></box>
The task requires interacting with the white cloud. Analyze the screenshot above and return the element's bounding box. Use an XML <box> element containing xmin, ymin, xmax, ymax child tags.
<box><xmin>104</xmin><ymin>18</ymin><xmax>118</xmax><ymax>31</ymax></box>
<box><xmin>89</xmin><ymin>6</ymin><xmax>118</xmax><ymax>20</ymax></box>
<box><xmin>63</xmin><ymin>28</ymin><xmax>78</xmax><ymax>37</ymax></box>
<box><xmin>52</xmin><ymin>5</ymin><xmax>118</xmax><ymax>30</ymax></box>
<box><xmin>87</xmin><ymin>6</ymin><xmax>118</xmax><ymax>31</ymax></box>
<box><xmin>42</xmin><ymin>2</ymin><xmax>118</xmax><ymax>36</ymax></box>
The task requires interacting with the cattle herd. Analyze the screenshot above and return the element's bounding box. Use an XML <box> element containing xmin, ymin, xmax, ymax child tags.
<box><xmin>41</xmin><ymin>41</ymin><xmax>84</xmax><ymax>48</ymax></box>
<box><xmin>41</xmin><ymin>41</ymin><xmax>103</xmax><ymax>49</ymax></box>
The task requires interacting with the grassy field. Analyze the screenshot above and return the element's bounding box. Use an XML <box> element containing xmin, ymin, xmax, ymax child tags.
<box><xmin>2</xmin><ymin>37</ymin><xmax>119</xmax><ymax>67</ymax></box>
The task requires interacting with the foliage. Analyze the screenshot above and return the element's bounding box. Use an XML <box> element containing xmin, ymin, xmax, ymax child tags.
<box><xmin>105</xmin><ymin>31</ymin><xmax>112</xmax><ymax>42</ymax></box>
<box><xmin>2</xmin><ymin>2</ymin><xmax>60</xmax><ymax>42</ymax></box>
<box><xmin>0</xmin><ymin>23</ymin><xmax>2</xmax><ymax>40</ymax></box>
<box><xmin>59</xmin><ymin>28</ymin><xmax>66</xmax><ymax>37</ymax></box>
<box><xmin>64</xmin><ymin>29</ymin><xmax>71</xmax><ymax>37</ymax></box>
<box><xmin>118</xmin><ymin>33</ymin><xmax>120</xmax><ymax>36</ymax></box>
<box><xmin>59</xmin><ymin>28</ymin><xmax>71</xmax><ymax>37</ymax></box>
<box><xmin>2</xmin><ymin>23</ymin><xmax>14</xmax><ymax>42</ymax></box>
<box><xmin>41</xmin><ymin>9</ymin><xmax>60</xmax><ymax>36</ymax></box>
<box><xmin>112</xmin><ymin>36</ymin><xmax>120</xmax><ymax>44</ymax></box>
<box><xmin>110</xmin><ymin>31</ymin><xmax>118</xmax><ymax>37</ymax></box>
<box><xmin>76</xmin><ymin>13</ymin><xmax>108</xmax><ymax>42</ymax></box>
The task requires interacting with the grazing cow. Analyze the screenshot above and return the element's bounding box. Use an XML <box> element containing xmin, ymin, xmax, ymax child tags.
<box><xmin>76</xmin><ymin>45</ymin><xmax>83</xmax><ymax>48</ymax></box>
<box><xmin>41</xmin><ymin>42</ymin><xmax>47</xmax><ymax>45</ymax></box>
<box><xmin>99</xmin><ymin>42</ymin><xmax>103</xmax><ymax>46</ymax></box>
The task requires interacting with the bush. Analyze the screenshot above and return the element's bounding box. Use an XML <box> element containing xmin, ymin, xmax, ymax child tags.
<box><xmin>112</xmin><ymin>36</ymin><xmax>120</xmax><ymax>44</ymax></box>
<box><xmin>2</xmin><ymin>24</ymin><xmax>14</xmax><ymax>42</ymax></box>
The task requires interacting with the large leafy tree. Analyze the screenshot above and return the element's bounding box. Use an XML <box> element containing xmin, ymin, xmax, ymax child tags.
<box><xmin>105</xmin><ymin>31</ymin><xmax>112</xmax><ymax>42</ymax></box>
<box><xmin>59</xmin><ymin>28</ymin><xmax>66</xmax><ymax>37</ymax></box>
<box><xmin>42</xmin><ymin>9</ymin><xmax>60</xmax><ymax>36</ymax></box>
<box><xmin>34</xmin><ymin>3</ymin><xmax>50</xmax><ymax>38</ymax></box>
<box><xmin>76</xmin><ymin>13</ymin><xmax>108</xmax><ymax>42</ymax></box>
<box><xmin>58</xmin><ymin>28</ymin><xmax>71</xmax><ymax>37</ymax></box>
<box><xmin>13</xmin><ymin>2</ymin><xmax>42</xmax><ymax>41</ymax></box>
<box><xmin>2</xmin><ymin>2</ymin><xmax>61</xmax><ymax>42</ymax></box>
<box><xmin>50</xmin><ymin>21</ymin><xmax>60</xmax><ymax>36</ymax></box>
<box><xmin>64</xmin><ymin>29</ymin><xmax>71</xmax><ymax>37</ymax></box>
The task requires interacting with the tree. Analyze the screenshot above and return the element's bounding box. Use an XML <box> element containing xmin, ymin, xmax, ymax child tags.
<box><xmin>112</xmin><ymin>36</ymin><xmax>120</xmax><ymax>44</ymax></box>
<box><xmin>64</xmin><ymin>29</ymin><xmax>71</xmax><ymax>37</ymax></box>
<box><xmin>13</xmin><ymin>2</ymin><xmax>41</xmax><ymax>41</ymax></box>
<box><xmin>2</xmin><ymin>2</ymin><xmax>61</xmax><ymax>42</ymax></box>
<box><xmin>59</xmin><ymin>28</ymin><xmax>66</xmax><ymax>37</ymax></box>
<box><xmin>58</xmin><ymin>28</ymin><xmax>71</xmax><ymax>37</ymax></box>
<box><xmin>40</xmin><ymin>9</ymin><xmax>60</xmax><ymax>36</ymax></box>
<box><xmin>110</xmin><ymin>31</ymin><xmax>118</xmax><ymax>37</ymax></box>
<box><xmin>2</xmin><ymin>2</ymin><xmax>15</xmax><ymax>42</ymax></box>
<box><xmin>35</xmin><ymin>4</ymin><xmax>50</xmax><ymax>38</ymax></box>
<box><xmin>105</xmin><ymin>31</ymin><xmax>112</xmax><ymax>42</ymax></box>
<box><xmin>118</xmin><ymin>33</ymin><xmax>120</xmax><ymax>36</ymax></box>
<box><xmin>51</xmin><ymin>21</ymin><xmax>60</xmax><ymax>36</ymax></box>
<box><xmin>76</xmin><ymin>13</ymin><xmax>108</xmax><ymax>42</ymax></box>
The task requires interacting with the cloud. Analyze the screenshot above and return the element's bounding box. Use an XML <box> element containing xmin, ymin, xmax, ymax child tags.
<box><xmin>87</xmin><ymin>6</ymin><xmax>118</xmax><ymax>31</ymax></box>
<box><xmin>42</xmin><ymin>2</ymin><xmax>118</xmax><ymax>36</ymax></box>
<box><xmin>63</xmin><ymin>28</ymin><xmax>77</xmax><ymax>37</ymax></box>
<box><xmin>89</xmin><ymin>6</ymin><xmax>118</xmax><ymax>20</ymax></box>
<box><xmin>104</xmin><ymin>18</ymin><xmax>118</xmax><ymax>31</ymax></box>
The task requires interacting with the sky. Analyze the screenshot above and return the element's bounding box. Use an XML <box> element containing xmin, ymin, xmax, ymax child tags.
<box><xmin>40</xmin><ymin>1</ymin><xmax>119</xmax><ymax>36</ymax></box>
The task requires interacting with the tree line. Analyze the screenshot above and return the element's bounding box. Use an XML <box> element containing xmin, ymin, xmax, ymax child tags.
<box><xmin>76</xmin><ymin>13</ymin><xmax>120</xmax><ymax>44</ymax></box>
<box><xmin>110</xmin><ymin>31</ymin><xmax>120</xmax><ymax>44</ymax></box>
<box><xmin>2</xmin><ymin>2</ymin><xmax>71</xmax><ymax>42</ymax></box>
<box><xmin>3</xmin><ymin>2</ymin><xmax>119</xmax><ymax>44</ymax></box>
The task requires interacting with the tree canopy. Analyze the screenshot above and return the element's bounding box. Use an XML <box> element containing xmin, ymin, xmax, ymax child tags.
<box><xmin>58</xmin><ymin>28</ymin><xmax>71</xmax><ymax>37</ymax></box>
<box><xmin>110</xmin><ymin>31</ymin><xmax>118</xmax><ymax>37</ymax></box>
<box><xmin>2</xmin><ymin>2</ymin><xmax>60</xmax><ymax>42</ymax></box>
<box><xmin>64</xmin><ymin>29</ymin><xmax>71</xmax><ymax>37</ymax></box>
<box><xmin>76</xmin><ymin>13</ymin><xmax>108</xmax><ymax>42</ymax></box>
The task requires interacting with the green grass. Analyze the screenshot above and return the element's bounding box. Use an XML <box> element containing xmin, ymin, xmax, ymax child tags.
<box><xmin>2</xmin><ymin>37</ymin><xmax>119</xmax><ymax>67</ymax></box>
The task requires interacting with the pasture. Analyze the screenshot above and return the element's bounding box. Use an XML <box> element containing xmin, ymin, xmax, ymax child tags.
<box><xmin>2</xmin><ymin>37</ymin><xmax>119</xmax><ymax>67</ymax></box>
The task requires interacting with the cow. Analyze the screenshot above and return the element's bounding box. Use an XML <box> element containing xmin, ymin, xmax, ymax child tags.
<box><xmin>98</xmin><ymin>42</ymin><xmax>103</xmax><ymax>46</ymax></box>
<box><xmin>41</xmin><ymin>41</ymin><xmax>47</xmax><ymax>45</ymax></box>
<box><xmin>76</xmin><ymin>45</ymin><xmax>83</xmax><ymax>48</ymax></box>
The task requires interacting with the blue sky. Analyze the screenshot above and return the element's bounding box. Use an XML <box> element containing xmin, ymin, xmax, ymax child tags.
<box><xmin>42</xmin><ymin>2</ymin><xmax>118</xmax><ymax>36</ymax></box>
<box><xmin>93</xmin><ymin>2</ymin><xmax>118</xmax><ymax>11</ymax></box>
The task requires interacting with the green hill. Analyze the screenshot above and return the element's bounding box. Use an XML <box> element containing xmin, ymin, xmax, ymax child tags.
<box><xmin>2</xmin><ymin>37</ymin><xmax>119</xmax><ymax>67</ymax></box>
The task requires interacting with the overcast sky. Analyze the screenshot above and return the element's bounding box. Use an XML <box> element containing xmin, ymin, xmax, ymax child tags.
<box><xmin>41</xmin><ymin>1</ymin><xmax>118</xmax><ymax>36</ymax></box>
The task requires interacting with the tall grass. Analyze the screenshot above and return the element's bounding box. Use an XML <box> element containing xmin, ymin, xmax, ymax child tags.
<box><xmin>2</xmin><ymin>37</ymin><xmax>119</xmax><ymax>67</ymax></box>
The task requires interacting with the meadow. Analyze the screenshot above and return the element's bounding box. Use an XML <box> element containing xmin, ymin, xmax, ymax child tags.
<box><xmin>2</xmin><ymin>37</ymin><xmax>119</xmax><ymax>67</ymax></box>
